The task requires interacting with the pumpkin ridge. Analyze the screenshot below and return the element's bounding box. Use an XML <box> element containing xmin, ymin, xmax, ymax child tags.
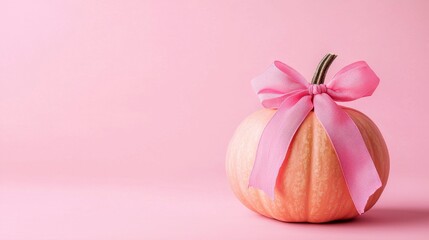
<box><xmin>304</xmin><ymin>114</ymin><xmax>317</xmax><ymax>221</ymax></box>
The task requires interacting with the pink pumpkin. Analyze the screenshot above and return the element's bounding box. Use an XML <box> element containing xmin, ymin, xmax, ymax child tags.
<box><xmin>226</xmin><ymin>54</ymin><xmax>389</xmax><ymax>223</ymax></box>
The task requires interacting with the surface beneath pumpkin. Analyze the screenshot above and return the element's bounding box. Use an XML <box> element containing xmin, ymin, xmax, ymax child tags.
<box><xmin>1</xmin><ymin>177</ymin><xmax>428</xmax><ymax>240</ymax></box>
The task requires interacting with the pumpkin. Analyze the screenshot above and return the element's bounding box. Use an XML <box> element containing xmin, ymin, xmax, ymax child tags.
<box><xmin>226</xmin><ymin>108</ymin><xmax>389</xmax><ymax>223</ymax></box>
<box><xmin>226</xmin><ymin>55</ymin><xmax>389</xmax><ymax>223</ymax></box>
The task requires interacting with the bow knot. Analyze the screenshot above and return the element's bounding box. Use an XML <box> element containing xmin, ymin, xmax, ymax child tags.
<box><xmin>308</xmin><ymin>84</ymin><xmax>327</xmax><ymax>96</ymax></box>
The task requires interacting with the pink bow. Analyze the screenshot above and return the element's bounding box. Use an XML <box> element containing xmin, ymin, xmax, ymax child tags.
<box><xmin>249</xmin><ymin>60</ymin><xmax>382</xmax><ymax>214</ymax></box>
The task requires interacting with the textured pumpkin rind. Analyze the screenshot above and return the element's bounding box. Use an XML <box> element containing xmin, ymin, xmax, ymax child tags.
<box><xmin>226</xmin><ymin>107</ymin><xmax>390</xmax><ymax>223</ymax></box>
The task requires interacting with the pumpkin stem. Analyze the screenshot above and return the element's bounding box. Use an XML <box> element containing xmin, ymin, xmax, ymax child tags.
<box><xmin>311</xmin><ymin>53</ymin><xmax>337</xmax><ymax>85</ymax></box>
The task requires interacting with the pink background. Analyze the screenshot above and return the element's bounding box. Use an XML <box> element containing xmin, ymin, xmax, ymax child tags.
<box><xmin>1</xmin><ymin>0</ymin><xmax>429</xmax><ymax>239</ymax></box>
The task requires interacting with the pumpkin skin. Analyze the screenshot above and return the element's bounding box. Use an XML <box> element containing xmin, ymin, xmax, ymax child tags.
<box><xmin>226</xmin><ymin>107</ymin><xmax>389</xmax><ymax>223</ymax></box>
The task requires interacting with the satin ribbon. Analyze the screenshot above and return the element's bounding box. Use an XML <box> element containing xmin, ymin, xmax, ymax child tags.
<box><xmin>248</xmin><ymin>60</ymin><xmax>382</xmax><ymax>214</ymax></box>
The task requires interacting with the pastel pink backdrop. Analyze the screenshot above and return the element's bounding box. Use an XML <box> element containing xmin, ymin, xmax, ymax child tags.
<box><xmin>1</xmin><ymin>0</ymin><xmax>428</xmax><ymax>239</ymax></box>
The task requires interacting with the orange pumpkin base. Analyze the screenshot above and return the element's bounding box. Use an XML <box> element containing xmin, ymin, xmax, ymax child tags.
<box><xmin>226</xmin><ymin>107</ymin><xmax>389</xmax><ymax>223</ymax></box>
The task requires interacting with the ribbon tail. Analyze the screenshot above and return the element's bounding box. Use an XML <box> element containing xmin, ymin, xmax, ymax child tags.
<box><xmin>249</xmin><ymin>94</ymin><xmax>313</xmax><ymax>198</ymax></box>
<box><xmin>313</xmin><ymin>94</ymin><xmax>382</xmax><ymax>214</ymax></box>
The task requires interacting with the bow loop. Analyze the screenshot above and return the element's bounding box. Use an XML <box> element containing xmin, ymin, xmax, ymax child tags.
<box><xmin>251</xmin><ymin>61</ymin><xmax>309</xmax><ymax>109</ymax></box>
<box><xmin>327</xmin><ymin>61</ymin><xmax>380</xmax><ymax>101</ymax></box>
